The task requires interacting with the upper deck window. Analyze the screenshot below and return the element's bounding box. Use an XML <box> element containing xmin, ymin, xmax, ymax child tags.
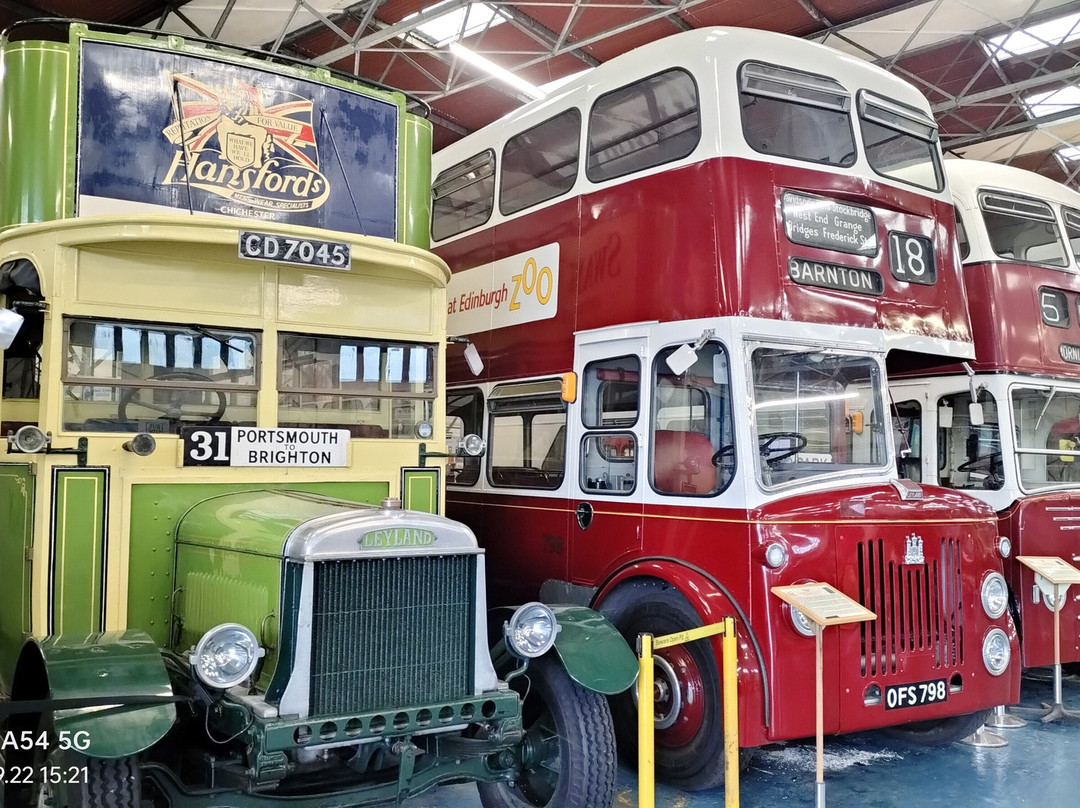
<box><xmin>279</xmin><ymin>334</ymin><xmax>435</xmax><ymax>438</ymax></box>
<box><xmin>739</xmin><ymin>62</ymin><xmax>856</xmax><ymax>167</ymax></box>
<box><xmin>62</xmin><ymin>318</ymin><xmax>257</xmax><ymax>434</ymax></box>
<box><xmin>500</xmin><ymin>109</ymin><xmax>581</xmax><ymax>215</ymax></box>
<box><xmin>432</xmin><ymin>150</ymin><xmax>495</xmax><ymax>241</ymax></box>
<box><xmin>586</xmin><ymin>69</ymin><xmax>700</xmax><ymax>183</ymax></box>
<box><xmin>978</xmin><ymin>191</ymin><xmax>1068</xmax><ymax>267</ymax></box>
<box><xmin>1062</xmin><ymin>207</ymin><xmax>1080</xmax><ymax>265</ymax></box>
<box><xmin>858</xmin><ymin>92</ymin><xmax>943</xmax><ymax>192</ymax></box>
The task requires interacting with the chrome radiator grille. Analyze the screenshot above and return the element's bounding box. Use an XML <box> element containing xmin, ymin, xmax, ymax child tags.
<box><xmin>857</xmin><ymin>538</ymin><xmax>964</xmax><ymax>677</ymax></box>
<box><xmin>308</xmin><ymin>554</ymin><xmax>476</xmax><ymax>715</ymax></box>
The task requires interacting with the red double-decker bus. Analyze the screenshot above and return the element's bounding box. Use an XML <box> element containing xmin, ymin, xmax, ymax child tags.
<box><xmin>430</xmin><ymin>28</ymin><xmax>1019</xmax><ymax>789</ymax></box>
<box><xmin>892</xmin><ymin>158</ymin><xmax>1080</xmax><ymax>673</ymax></box>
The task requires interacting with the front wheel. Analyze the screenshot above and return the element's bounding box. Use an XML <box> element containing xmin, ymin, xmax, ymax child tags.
<box><xmin>607</xmin><ymin>586</ymin><xmax>729</xmax><ymax>791</ymax></box>
<box><xmin>882</xmin><ymin>709</ymin><xmax>991</xmax><ymax>745</ymax></box>
<box><xmin>477</xmin><ymin>654</ymin><xmax>616</xmax><ymax>808</ymax></box>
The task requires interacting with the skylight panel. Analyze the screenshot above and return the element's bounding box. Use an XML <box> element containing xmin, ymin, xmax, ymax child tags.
<box><xmin>985</xmin><ymin>10</ymin><xmax>1080</xmax><ymax>61</ymax></box>
<box><xmin>402</xmin><ymin>1</ymin><xmax>506</xmax><ymax>48</ymax></box>
<box><xmin>1023</xmin><ymin>85</ymin><xmax>1080</xmax><ymax>120</ymax></box>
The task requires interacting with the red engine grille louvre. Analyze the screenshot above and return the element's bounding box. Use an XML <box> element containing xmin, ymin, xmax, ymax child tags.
<box><xmin>857</xmin><ymin>538</ymin><xmax>964</xmax><ymax>676</ymax></box>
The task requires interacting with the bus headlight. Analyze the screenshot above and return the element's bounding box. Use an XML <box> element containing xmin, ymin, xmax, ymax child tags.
<box><xmin>997</xmin><ymin>536</ymin><xmax>1011</xmax><ymax>558</ymax></box>
<box><xmin>789</xmin><ymin>605</ymin><xmax>815</xmax><ymax>637</ymax></box>
<box><xmin>190</xmin><ymin>623</ymin><xmax>264</xmax><ymax>689</ymax></box>
<box><xmin>505</xmin><ymin>602</ymin><xmax>559</xmax><ymax>658</ymax></box>
<box><xmin>982</xmin><ymin>628</ymin><xmax>1010</xmax><ymax>676</ymax></box>
<box><xmin>764</xmin><ymin>542</ymin><xmax>788</xmax><ymax>569</ymax></box>
<box><xmin>980</xmin><ymin>572</ymin><xmax>1008</xmax><ymax>619</ymax></box>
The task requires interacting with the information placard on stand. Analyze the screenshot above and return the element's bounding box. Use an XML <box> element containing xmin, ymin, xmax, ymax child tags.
<box><xmin>1014</xmin><ymin>556</ymin><xmax>1080</xmax><ymax>723</ymax></box>
<box><xmin>772</xmin><ymin>583</ymin><xmax>875</xmax><ymax>808</ymax></box>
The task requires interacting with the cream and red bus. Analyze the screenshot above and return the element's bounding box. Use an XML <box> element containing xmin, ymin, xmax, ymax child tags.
<box><xmin>892</xmin><ymin>158</ymin><xmax>1080</xmax><ymax>674</ymax></box>
<box><xmin>431</xmin><ymin>27</ymin><xmax>1020</xmax><ymax>790</ymax></box>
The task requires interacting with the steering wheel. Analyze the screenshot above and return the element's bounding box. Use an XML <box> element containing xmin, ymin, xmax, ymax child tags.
<box><xmin>118</xmin><ymin>371</ymin><xmax>228</xmax><ymax>429</ymax></box>
<box><xmin>711</xmin><ymin>444</ymin><xmax>735</xmax><ymax>467</ymax></box>
<box><xmin>758</xmin><ymin>432</ymin><xmax>808</xmax><ymax>463</ymax></box>
<box><xmin>957</xmin><ymin>452</ymin><xmax>1002</xmax><ymax>474</ymax></box>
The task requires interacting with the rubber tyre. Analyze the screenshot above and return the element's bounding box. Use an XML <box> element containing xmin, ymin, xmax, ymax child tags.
<box><xmin>607</xmin><ymin>586</ymin><xmax>728</xmax><ymax>791</ymax></box>
<box><xmin>477</xmin><ymin>654</ymin><xmax>616</xmax><ymax>808</ymax></box>
<box><xmin>882</xmin><ymin>709</ymin><xmax>992</xmax><ymax>745</ymax></box>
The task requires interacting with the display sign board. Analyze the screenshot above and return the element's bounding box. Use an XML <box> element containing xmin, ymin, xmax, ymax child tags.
<box><xmin>181</xmin><ymin>426</ymin><xmax>350</xmax><ymax>467</ymax></box>
<box><xmin>76</xmin><ymin>39</ymin><xmax>399</xmax><ymax>238</ymax></box>
<box><xmin>1016</xmin><ymin>555</ymin><xmax>1080</xmax><ymax>585</ymax></box>
<box><xmin>781</xmin><ymin>191</ymin><xmax>877</xmax><ymax>256</ymax></box>
<box><xmin>771</xmin><ymin>583</ymin><xmax>876</xmax><ymax>626</ymax></box>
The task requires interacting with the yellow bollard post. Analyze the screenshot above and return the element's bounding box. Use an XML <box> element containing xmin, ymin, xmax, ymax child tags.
<box><xmin>722</xmin><ymin>616</ymin><xmax>740</xmax><ymax>808</ymax></box>
<box><xmin>638</xmin><ymin>632</ymin><xmax>655</xmax><ymax>808</ymax></box>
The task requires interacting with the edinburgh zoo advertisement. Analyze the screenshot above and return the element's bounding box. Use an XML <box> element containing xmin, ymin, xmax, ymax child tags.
<box><xmin>76</xmin><ymin>39</ymin><xmax>399</xmax><ymax>239</ymax></box>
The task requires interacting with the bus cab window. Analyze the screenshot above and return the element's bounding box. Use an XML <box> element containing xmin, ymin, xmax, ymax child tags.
<box><xmin>751</xmin><ymin>347</ymin><xmax>887</xmax><ymax>487</ymax></box>
<box><xmin>892</xmin><ymin>400</ymin><xmax>922</xmax><ymax>482</ymax></box>
<box><xmin>278</xmin><ymin>335</ymin><xmax>435</xmax><ymax>438</ymax></box>
<box><xmin>447</xmin><ymin>387</ymin><xmax>484</xmax><ymax>486</ymax></box>
<box><xmin>487</xmin><ymin>380</ymin><xmax>566</xmax><ymax>490</ymax></box>
<box><xmin>651</xmin><ymin>342</ymin><xmax>733</xmax><ymax>496</ymax></box>
<box><xmin>937</xmin><ymin>391</ymin><xmax>1002</xmax><ymax>490</ymax></box>
<box><xmin>1011</xmin><ymin>385</ymin><xmax>1080</xmax><ymax>489</ymax></box>
<box><xmin>0</xmin><ymin>259</ymin><xmax>43</xmax><ymax>423</ymax></box>
<box><xmin>62</xmin><ymin>318</ymin><xmax>258</xmax><ymax>434</ymax></box>
<box><xmin>580</xmin><ymin>357</ymin><xmax>640</xmax><ymax>494</ymax></box>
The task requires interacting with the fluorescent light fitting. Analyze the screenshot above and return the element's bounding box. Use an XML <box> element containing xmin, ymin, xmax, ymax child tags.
<box><xmin>450</xmin><ymin>42</ymin><xmax>544</xmax><ymax>100</ymax></box>
<box><xmin>1056</xmin><ymin>145</ymin><xmax>1080</xmax><ymax>161</ymax></box>
<box><xmin>985</xmin><ymin>10</ymin><xmax>1080</xmax><ymax>62</ymax></box>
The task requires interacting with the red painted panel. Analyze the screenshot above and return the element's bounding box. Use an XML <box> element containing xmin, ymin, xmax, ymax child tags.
<box><xmin>438</xmin><ymin>155</ymin><xmax>971</xmax><ymax>385</ymax></box>
<box><xmin>1000</xmin><ymin>494</ymin><xmax>1080</xmax><ymax>668</ymax></box>
<box><xmin>963</xmin><ymin>261</ymin><xmax>1080</xmax><ymax>376</ymax></box>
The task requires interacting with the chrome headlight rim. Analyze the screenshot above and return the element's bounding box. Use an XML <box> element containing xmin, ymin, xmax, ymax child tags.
<box><xmin>980</xmin><ymin>572</ymin><xmax>1009</xmax><ymax>619</ymax></box>
<box><xmin>997</xmin><ymin>536</ymin><xmax>1012</xmax><ymax>559</ymax></box>
<box><xmin>789</xmin><ymin>604</ymin><xmax>815</xmax><ymax>638</ymax></box>
<box><xmin>505</xmin><ymin>602</ymin><xmax>559</xmax><ymax>659</ymax></box>
<box><xmin>982</xmin><ymin>627</ymin><xmax>1011</xmax><ymax>677</ymax></box>
<box><xmin>190</xmin><ymin>622</ymin><xmax>264</xmax><ymax>690</ymax></box>
<box><xmin>764</xmin><ymin>542</ymin><xmax>788</xmax><ymax>569</ymax></box>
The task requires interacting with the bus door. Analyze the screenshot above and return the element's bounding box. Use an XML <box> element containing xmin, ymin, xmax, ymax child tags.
<box><xmin>570</xmin><ymin>336</ymin><xmax>648</xmax><ymax>583</ymax></box>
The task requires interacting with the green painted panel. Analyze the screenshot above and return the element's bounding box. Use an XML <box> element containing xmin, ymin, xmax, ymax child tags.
<box><xmin>401</xmin><ymin>112</ymin><xmax>433</xmax><ymax>248</ymax></box>
<box><xmin>0</xmin><ymin>464</ymin><xmax>34</xmax><ymax>694</ymax></box>
<box><xmin>174</xmin><ymin>546</ymin><xmax>283</xmax><ymax>690</ymax></box>
<box><xmin>37</xmin><ymin>630</ymin><xmax>175</xmax><ymax>757</ymax></box>
<box><xmin>402</xmin><ymin>467</ymin><xmax>439</xmax><ymax>514</ymax></box>
<box><xmin>128</xmin><ymin>481</ymin><xmax>387</xmax><ymax>646</ymax></box>
<box><xmin>0</xmin><ymin>40</ymin><xmax>72</xmax><ymax>227</ymax></box>
<box><xmin>549</xmin><ymin>605</ymin><xmax>638</xmax><ymax>695</ymax></box>
<box><xmin>51</xmin><ymin>468</ymin><xmax>107</xmax><ymax>635</ymax></box>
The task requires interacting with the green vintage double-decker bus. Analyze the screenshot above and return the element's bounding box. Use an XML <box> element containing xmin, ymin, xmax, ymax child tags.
<box><xmin>0</xmin><ymin>21</ymin><xmax>635</xmax><ymax>808</ymax></box>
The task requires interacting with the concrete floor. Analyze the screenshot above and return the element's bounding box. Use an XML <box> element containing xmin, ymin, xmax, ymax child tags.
<box><xmin>411</xmin><ymin>669</ymin><xmax>1080</xmax><ymax>808</ymax></box>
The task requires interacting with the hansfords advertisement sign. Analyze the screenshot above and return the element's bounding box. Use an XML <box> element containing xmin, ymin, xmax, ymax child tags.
<box><xmin>76</xmin><ymin>40</ymin><xmax>399</xmax><ymax>238</ymax></box>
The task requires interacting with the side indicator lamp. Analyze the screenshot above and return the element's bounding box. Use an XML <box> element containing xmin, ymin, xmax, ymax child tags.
<box><xmin>6</xmin><ymin>426</ymin><xmax>87</xmax><ymax>466</ymax></box>
<box><xmin>123</xmin><ymin>433</ymin><xmax>157</xmax><ymax>456</ymax></box>
<box><xmin>9</xmin><ymin>424</ymin><xmax>49</xmax><ymax>454</ymax></box>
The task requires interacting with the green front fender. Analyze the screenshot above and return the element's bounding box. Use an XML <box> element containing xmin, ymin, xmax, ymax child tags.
<box><xmin>548</xmin><ymin>605</ymin><xmax>638</xmax><ymax>695</ymax></box>
<box><xmin>14</xmin><ymin>630</ymin><xmax>176</xmax><ymax>758</ymax></box>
